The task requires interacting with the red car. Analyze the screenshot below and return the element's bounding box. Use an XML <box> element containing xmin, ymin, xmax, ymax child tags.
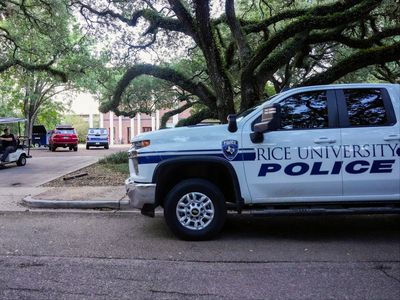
<box><xmin>49</xmin><ymin>125</ymin><xmax>78</xmax><ymax>152</ymax></box>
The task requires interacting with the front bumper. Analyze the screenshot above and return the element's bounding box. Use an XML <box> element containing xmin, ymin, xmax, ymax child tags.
<box><xmin>125</xmin><ymin>177</ymin><xmax>156</xmax><ymax>213</ymax></box>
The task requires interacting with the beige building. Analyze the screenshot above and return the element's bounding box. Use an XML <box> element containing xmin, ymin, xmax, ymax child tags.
<box><xmin>70</xmin><ymin>93</ymin><xmax>191</xmax><ymax>145</ymax></box>
<box><xmin>101</xmin><ymin>109</ymin><xmax>191</xmax><ymax>145</ymax></box>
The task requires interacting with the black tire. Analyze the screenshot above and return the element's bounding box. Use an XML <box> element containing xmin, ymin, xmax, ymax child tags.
<box><xmin>86</xmin><ymin>144</ymin><xmax>89</xmax><ymax>150</ymax></box>
<box><xmin>164</xmin><ymin>179</ymin><xmax>227</xmax><ymax>241</ymax></box>
<box><xmin>74</xmin><ymin>146</ymin><xmax>78</xmax><ymax>152</ymax></box>
<box><xmin>50</xmin><ymin>145</ymin><xmax>56</xmax><ymax>152</ymax></box>
<box><xmin>16</xmin><ymin>155</ymin><xmax>26</xmax><ymax>166</ymax></box>
<box><xmin>69</xmin><ymin>146</ymin><xmax>73</xmax><ymax>151</ymax></box>
<box><xmin>104</xmin><ymin>144</ymin><xmax>109</xmax><ymax>149</ymax></box>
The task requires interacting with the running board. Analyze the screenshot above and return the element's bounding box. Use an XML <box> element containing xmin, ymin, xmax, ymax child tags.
<box><xmin>249</xmin><ymin>206</ymin><xmax>400</xmax><ymax>216</ymax></box>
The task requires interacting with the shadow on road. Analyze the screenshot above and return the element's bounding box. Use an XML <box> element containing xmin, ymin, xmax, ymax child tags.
<box><xmin>220</xmin><ymin>214</ymin><xmax>400</xmax><ymax>241</ymax></box>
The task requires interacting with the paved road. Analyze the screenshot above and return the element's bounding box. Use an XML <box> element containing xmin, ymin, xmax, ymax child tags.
<box><xmin>0</xmin><ymin>211</ymin><xmax>399</xmax><ymax>299</ymax></box>
<box><xmin>0</xmin><ymin>144</ymin><xmax>130</xmax><ymax>187</ymax></box>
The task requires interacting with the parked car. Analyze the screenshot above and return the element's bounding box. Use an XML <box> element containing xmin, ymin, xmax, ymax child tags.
<box><xmin>86</xmin><ymin>128</ymin><xmax>109</xmax><ymax>149</ymax></box>
<box><xmin>49</xmin><ymin>125</ymin><xmax>78</xmax><ymax>152</ymax></box>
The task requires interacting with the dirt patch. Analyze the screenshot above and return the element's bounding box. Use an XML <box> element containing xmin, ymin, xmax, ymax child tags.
<box><xmin>42</xmin><ymin>163</ymin><xmax>128</xmax><ymax>187</ymax></box>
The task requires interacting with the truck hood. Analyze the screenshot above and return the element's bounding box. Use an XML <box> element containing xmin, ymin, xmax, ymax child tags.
<box><xmin>133</xmin><ymin>124</ymin><xmax>241</xmax><ymax>153</ymax></box>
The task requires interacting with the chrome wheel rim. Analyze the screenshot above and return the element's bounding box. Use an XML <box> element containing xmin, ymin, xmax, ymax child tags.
<box><xmin>176</xmin><ymin>192</ymin><xmax>215</xmax><ymax>231</ymax></box>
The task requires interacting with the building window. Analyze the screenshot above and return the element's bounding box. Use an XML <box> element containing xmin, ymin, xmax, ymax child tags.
<box><xmin>142</xmin><ymin>127</ymin><xmax>152</xmax><ymax>132</ymax></box>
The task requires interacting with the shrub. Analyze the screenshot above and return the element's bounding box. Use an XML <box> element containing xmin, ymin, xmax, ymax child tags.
<box><xmin>99</xmin><ymin>151</ymin><xmax>128</xmax><ymax>164</ymax></box>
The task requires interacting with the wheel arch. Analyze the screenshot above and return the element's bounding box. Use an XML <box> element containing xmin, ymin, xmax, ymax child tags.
<box><xmin>152</xmin><ymin>156</ymin><xmax>243</xmax><ymax>209</ymax></box>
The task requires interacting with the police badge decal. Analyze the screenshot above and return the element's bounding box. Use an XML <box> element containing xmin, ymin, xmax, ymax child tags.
<box><xmin>222</xmin><ymin>140</ymin><xmax>239</xmax><ymax>160</ymax></box>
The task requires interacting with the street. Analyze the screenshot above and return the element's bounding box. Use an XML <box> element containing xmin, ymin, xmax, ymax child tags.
<box><xmin>1</xmin><ymin>211</ymin><xmax>399</xmax><ymax>299</ymax></box>
<box><xmin>0</xmin><ymin>144</ymin><xmax>399</xmax><ymax>299</ymax></box>
<box><xmin>0</xmin><ymin>145</ymin><xmax>129</xmax><ymax>187</ymax></box>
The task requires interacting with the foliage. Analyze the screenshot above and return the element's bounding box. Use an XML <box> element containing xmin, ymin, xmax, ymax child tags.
<box><xmin>75</xmin><ymin>0</ymin><xmax>400</xmax><ymax>125</ymax></box>
<box><xmin>63</xmin><ymin>114</ymin><xmax>89</xmax><ymax>143</ymax></box>
<box><xmin>0</xmin><ymin>75</ymin><xmax>21</xmax><ymax>117</ymax></box>
<box><xmin>99</xmin><ymin>151</ymin><xmax>129</xmax><ymax>165</ymax></box>
<box><xmin>0</xmin><ymin>0</ymin><xmax>70</xmax><ymax>79</ymax></box>
<box><xmin>0</xmin><ymin>0</ymin><xmax>106</xmax><ymax>138</ymax></box>
<box><xmin>35</xmin><ymin>100</ymin><xmax>70</xmax><ymax>132</ymax></box>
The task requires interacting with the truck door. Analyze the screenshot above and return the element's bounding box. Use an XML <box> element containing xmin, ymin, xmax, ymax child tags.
<box><xmin>337</xmin><ymin>87</ymin><xmax>400</xmax><ymax>201</ymax></box>
<box><xmin>241</xmin><ymin>89</ymin><xmax>342</xmax><ymax>203</ymax></box>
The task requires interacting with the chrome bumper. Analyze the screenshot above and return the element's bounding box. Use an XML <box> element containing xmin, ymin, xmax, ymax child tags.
<box><xmin>125</xmin><ymin>177</ymin><xmax>156</xmax><ymax>210</ymax></box>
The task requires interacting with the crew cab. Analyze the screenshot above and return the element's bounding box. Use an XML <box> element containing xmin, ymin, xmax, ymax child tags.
<box><xmin>125</xmin><ymin>83</ymin><xmax>400</xmax><ymax>240</ymax></box>
<box><xmin>49</xmin><ymin>125</ymin><xmax>78</xmax><ymax>152</ymax></box>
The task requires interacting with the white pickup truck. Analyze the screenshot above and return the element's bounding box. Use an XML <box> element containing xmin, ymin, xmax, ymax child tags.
<box><xmin>126</xmin><ymin>83</ymin><xmax>400</xmax><ymax>240</ymax></box>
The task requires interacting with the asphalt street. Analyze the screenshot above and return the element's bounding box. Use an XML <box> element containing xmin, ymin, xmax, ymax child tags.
<box><xmin>0</xmin><ymin>144</ymin><xmax>399</xmax><ymax>299</ymax></box>
<box><xmin>0</xmin><ymin>211</ymin><xmax>399</xmax><ymax>299</ymax></box>
<box><xmin>0</xmin><ymin>145</ymin><xmax>129</xmax><ymax>187</ymax></box>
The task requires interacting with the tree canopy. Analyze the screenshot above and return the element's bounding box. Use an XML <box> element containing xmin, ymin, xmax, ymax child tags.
<box><xmin>0</xmin><ymin>0</ymin><xmax>75</xmax><ymax>80</ymax></box>
<box><xmin>74</xmin><ymin>0</ymin><xmax>400</xmax><ymax>124</ymax></box>
<box><xmin>0</xmin><ymin>0</ymin><xmax>104</xmax><ymax>137</ymax></box>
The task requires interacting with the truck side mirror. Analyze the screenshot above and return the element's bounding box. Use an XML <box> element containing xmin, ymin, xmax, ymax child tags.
<box><xmin>227</xmin><ymin>114</ymin><xmax>237</xmax><ymax>133</ymax></box>
<box><xmin>250</xmin><ymin>103</ymin><xmax>281</xmax><ymax>143</ymax></box>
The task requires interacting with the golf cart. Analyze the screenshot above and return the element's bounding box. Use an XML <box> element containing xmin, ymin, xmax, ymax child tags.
<box><xmin>0</xmin><ymin>117</ymin><xmax>31</xmax><ymax>167</ymax></box>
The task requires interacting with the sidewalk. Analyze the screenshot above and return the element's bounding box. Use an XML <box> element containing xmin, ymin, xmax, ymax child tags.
<box><xmin>0</xmin><ymin>186</ymin><xmax>128</xmax><ymax>212</ymax></box>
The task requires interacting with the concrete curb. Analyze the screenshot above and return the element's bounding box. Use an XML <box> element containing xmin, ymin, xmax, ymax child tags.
<box><xmin>22</xmin><ymin>195</ymin><xmax>130</xmax><ymax>210</ymax></box>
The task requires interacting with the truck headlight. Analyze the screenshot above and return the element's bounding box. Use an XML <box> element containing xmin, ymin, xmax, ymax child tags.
<box><xmin>132</xmin><ymin>140</ymin><xmax>150</xmax><ymax>149</ymax></box>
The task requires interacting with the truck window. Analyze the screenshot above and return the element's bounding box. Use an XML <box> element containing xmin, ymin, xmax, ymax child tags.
<box><xmin>344</xmin><ymin>89</ymin><xmax>388</xmax><ymax>126</ymax></box>
<box><xmin>280</xmin><ymin>90</ymin><xmax>328</xmax><ymax>130</ymax></box>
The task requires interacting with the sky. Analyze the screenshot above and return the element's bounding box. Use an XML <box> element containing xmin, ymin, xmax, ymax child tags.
<box><xmin>69</xmin><ymin>92</ymin><xmax>99</xmax><ymax>115</ymax></box>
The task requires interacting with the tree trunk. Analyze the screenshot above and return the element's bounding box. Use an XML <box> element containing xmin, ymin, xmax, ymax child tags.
<box><xmin>240</xmin><ymin>76</ymin><xmax>262</xmax><ymax>111</ymax></box>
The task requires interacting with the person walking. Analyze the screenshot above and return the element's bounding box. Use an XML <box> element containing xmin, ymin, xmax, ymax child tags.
<box><xmin>0</xmin><ymin>128</ymin><xmax>17</xmax><ymax>165</ymax></box>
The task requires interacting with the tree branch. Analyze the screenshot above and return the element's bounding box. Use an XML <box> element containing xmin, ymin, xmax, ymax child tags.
<box><xmin>244</xmin><ymin>0</ymin><xmax>380</xmax><ymax>76</ymax></box>
<box><xmin>160</xmin><ymin>101</ymin><xmax>197</xmax><ymax>129</ymax></box>
<box><xmin>175</xmin><ymin>107</ymin><xmax>217</xmax><ymax>127</ymax></box>
<box><xmin>102</xmin><ymin>64</ymin><xmax>217</xmax><ymax>114</ymax></box>
<box><xmin>302</xmin><ymin>41</ymin><xmax>400</xmax><ymax>86</ymax></box>
<box><xmin>0</xmin><ymin>59</ymin><xmax>67</xmax><ymax>82</ymax></box>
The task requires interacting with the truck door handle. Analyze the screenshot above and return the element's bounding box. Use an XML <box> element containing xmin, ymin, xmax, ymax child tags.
<box><xmin>383</xmin><ymin>134</ymin><xmax>400</xmax><ymax>141</ymax></box>
<box><xmin>314</xmin><ymin>137</ymin><xmax>336</xmax><ymax>144</ymax></box>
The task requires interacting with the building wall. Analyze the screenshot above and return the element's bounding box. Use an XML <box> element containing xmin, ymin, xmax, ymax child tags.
<box><xmin>102</xmin><ymin>108</ymin><xmax>191</xmax><ymax>144</ymax></box>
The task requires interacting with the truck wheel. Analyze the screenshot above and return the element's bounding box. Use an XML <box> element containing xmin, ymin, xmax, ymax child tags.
<box><xmin>104</xmin><ymin>144</ymin><xmax>109</xmax><ymax>149</ymax></box>
<box><xmin>16</xmin><ymin>155</ymin><xmax>26</xmax><ymax>166</ymax></box>
<box><xmin>74</xmin><ymin>146</ymin><xmax>78</xmax><ymax>152</ymax></box>
<box><xmin>164</xmin><ymin>179</ymin><xmax>227</xmax><ymax>241</ymax></box>
<box><xmin>86</xmin><ymin>145</ymin><xmax>89</xmax><ymax>150</ymax></box>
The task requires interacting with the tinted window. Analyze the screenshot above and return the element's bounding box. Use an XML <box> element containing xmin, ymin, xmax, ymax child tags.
<box><xmin>89</xmin><ymin>129</ymin><xmax>108</xmax><ymax>135</ymax></box>
<box><xmin>344</xmin><ymin>89</ymin><xmax>388</xmax><ymax>126</ymax></box>
<box><xmin>56</xmin><ymin>129</ymin><xmax>75</xmax><ymax>134</ymax></box>
<box><xmin>280</xmin><ymin>91</ymin><xmax>328</xmax><ymax>130</ymax></box>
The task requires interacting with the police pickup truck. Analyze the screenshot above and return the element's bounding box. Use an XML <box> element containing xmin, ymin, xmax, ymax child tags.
<box><xmin>126</xmin><ymin>83</ymin><xmax>400</xmax><ymax>240</ymax></box>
